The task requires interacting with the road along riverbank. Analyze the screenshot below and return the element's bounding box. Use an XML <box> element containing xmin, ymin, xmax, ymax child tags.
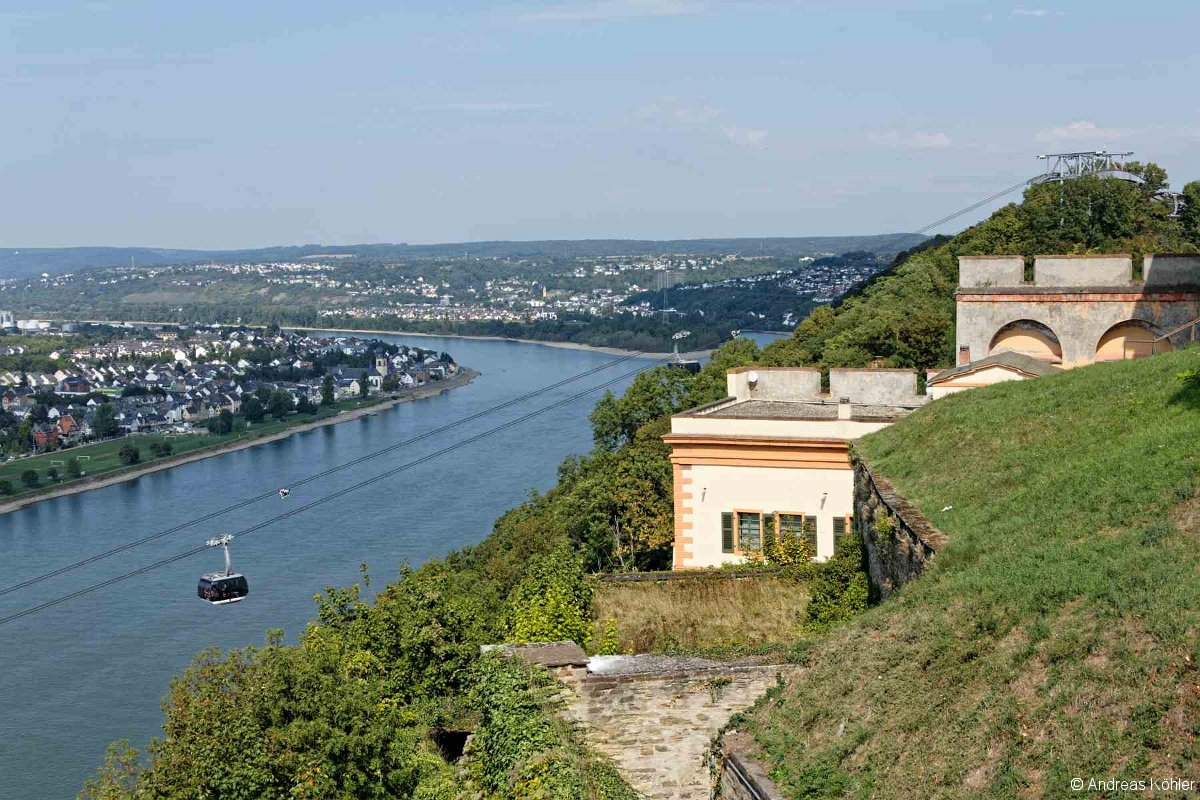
<box><xmin>67</xmin><ymin>319</ymin><xmax>712</xmax><ymax>359</ymax></box>
<box><xmin>0</xmin><ymin>367</ymin><xmax>479</xmax><ymax>516</ymax></box>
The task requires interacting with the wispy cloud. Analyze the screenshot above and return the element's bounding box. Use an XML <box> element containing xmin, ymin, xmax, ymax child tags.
<box><xmin>518</xmin><ymin>0</ymin><xmax>704</xmax><ymax>22</ymax></box>
<box><xmin>420</xmin><ymin>101</ymin><xmax>551</xmax><ymax>112</ymax></box>
<box><xmin>722</xmin><ymin>126</ymin><xmax>768</xmax><ymax>149</ymax></box>
<box><xmin>634</xmin><ymin>99</ymin><xmax>768</xmax><ymax>149</ymax></box>
<box><xmin>1011</xmin><ymin>8</ymin><xmax>1065</xmax><ymax>17</ymax></box>
<box><xmin>867</xmin><ymin>130</ymin><xmax>953</xmax><ymax>150</ymax></box>
<box><xmin>1035</xmin><ymin>120</ymin><xmax>1127</xmax><ymax>142</ymax></box>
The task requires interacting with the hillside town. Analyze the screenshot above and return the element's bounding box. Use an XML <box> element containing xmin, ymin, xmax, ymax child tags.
<box><xmin>0</xmin><ymin>320</ymin><xmax>457</xmax><ymax>457</ymax></box>
<box><xmin>0</xmin><ymin>250</ymin><xmax>886</xmax><ymax>331</ymax></box>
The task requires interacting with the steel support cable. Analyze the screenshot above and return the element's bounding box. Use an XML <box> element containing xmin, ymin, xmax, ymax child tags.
<box><xmin>0</xmin><ymin>338</ymin><xmax>726</xmax><ymax>627</ymax></box>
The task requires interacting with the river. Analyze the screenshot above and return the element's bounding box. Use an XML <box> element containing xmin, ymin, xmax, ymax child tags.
<box><xmin>0</xmin><ymin>335</ymin><xmax>657</xmax><ymax>799</ymax></box>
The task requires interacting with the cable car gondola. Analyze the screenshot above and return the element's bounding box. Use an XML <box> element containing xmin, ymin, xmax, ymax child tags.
<box><xmin>197</xmin><ymin>535</ymin><xmax>249</xmax><ymax>605</ymax></box>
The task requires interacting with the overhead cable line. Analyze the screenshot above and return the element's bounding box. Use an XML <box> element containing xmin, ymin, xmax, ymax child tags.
<box><xmin>0</xmin><ymin>338</ymin><xmax>726</xmax><ymax>628</ymax></box>
<box><xmin>0</xmin><ymin>176</ymin><xmax>1037</xmax><ymax>617</ymax></box>
<box><xmin>0</xmin><ymin>345</ymin><xmax>671</xmax><ymax>598</ymax></box>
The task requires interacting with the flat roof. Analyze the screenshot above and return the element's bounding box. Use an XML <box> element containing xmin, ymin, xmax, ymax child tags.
<box><xmin>703</xmin><ymin>399</ymin><xmax>914</xmax><ymax>422</ymax></box>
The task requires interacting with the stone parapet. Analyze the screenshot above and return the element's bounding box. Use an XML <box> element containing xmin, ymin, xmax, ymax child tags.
<box><xmin>555</xmin><ymin>653</ymin><xmax>796</xmax><ymax>800</ymax></box>
<box><xmin>852</xmin><ymin>455</ymin><xmax>946</xmax><ymax>600</ymax></box>
<box><xmin>713</xmin><ymin>732</ymin><xmax>787</xmax><ymax>800</ymax></box>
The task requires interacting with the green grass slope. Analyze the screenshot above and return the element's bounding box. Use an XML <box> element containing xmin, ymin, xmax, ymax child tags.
<box><xmin>741</xmin><ymin>348</ymin><xmax>1200</xmax><ymax>798</ymax></box>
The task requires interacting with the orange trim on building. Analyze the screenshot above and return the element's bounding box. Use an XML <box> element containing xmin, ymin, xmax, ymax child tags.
<box><xmin>663</xmin><ymin>434</ymin><xmax>852</xmax><ymax>470</ymax></box>
<box><xmin>672</xmin><ymin>463</ymin><xmax>695</xmax><ymax>568</ymax></box>
<box><xmin>957</xmin><ymin>291</ymin><xmax>1200</xmax><ymax>303</ymax></box>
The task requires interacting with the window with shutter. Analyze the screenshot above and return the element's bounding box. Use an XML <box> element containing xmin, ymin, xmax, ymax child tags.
<box><xmin>833</xmin><ymin>516</ymin><xmax>846</xmax><ymax>537</ymax></box>
<box><xmin>736</xmin><ymin>511</ymin><xmax>762</xmax><ymax>552</ymax></box>
<box><xmin>779</xmin><ymin>513</ymin><xmax>805</xmax><ymax>540</ymax></box>
<box><xmin>721</xmin><ymin>512</ymin><xmax>734</xmax><ymax>553</ymax></box>
<box><xmin>803</xmin><ymin>515</ymin><xmax>818</xmax><ymax>552</ymax></box>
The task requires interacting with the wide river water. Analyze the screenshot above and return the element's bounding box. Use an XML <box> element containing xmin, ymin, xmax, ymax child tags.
<box><xmin>0</xmin><ymin>335</ymin><xmax>659</xmax><ymax>799</ymax></box>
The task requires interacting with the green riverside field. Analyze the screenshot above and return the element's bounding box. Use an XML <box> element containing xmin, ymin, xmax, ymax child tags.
<box><xmin>0</xmin><ymin>394</ymin><xmax>404</xmax><ymax>505</ymax></box>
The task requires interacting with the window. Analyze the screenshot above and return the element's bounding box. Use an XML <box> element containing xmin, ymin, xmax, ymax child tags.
<box><xmin>737</xmin><ymin>511</ymin><xmax>762</xmax><ymax>552</ymax></box>
<box><xmin>833</xmin><ymin>515</ymin><xmax>854</xmax><ymax>539</ymax></box>
<box><xmin>778</xmin><ymin>513</ymin><xmax>817</xmax><ymax>552</ymax></box>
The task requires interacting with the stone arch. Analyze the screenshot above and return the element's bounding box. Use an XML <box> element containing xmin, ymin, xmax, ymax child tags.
<box><xmin>988</xmin><ymin>320</ymin><xmax>1063</xmax><ymax>363</ymax></box>
<box><xmin>1095</xmin><ymin>319</ymin><xmax>1171</xmax><ymax>361</ymax></box>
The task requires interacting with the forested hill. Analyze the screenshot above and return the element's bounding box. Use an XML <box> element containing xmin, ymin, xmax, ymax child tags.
<box><xmin>0</xmin><ymin>233</ymin><xmax>917</xmax><ymax>278</ymax></box>
<box><xmin>761</xmin><ymin>166</ymin><xmax>1200</xmax><ymax>370</ymax></box>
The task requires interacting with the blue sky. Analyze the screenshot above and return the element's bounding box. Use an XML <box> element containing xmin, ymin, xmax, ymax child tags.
<box><xmin>3</xmin><ymin>0</ymin><xmax>1199</xmax><ymax>248</ymax></box>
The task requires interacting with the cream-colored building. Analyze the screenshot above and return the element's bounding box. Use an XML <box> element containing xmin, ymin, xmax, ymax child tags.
<box><xmin>925</xmin><ymin>351</ymin><xmax>1061</xmax><ymax>399</ymax></box>
<box><xmin>664</xmin><ymin>367</ymin><xmax>927</xmax><ymax>569</ymax></box>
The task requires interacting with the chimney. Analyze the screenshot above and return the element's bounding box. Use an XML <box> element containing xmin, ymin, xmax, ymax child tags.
<box><xmin>837</xmin><ymin>397</ymin><xmax>852</xmax><ymax>420</ymax></box>
<box><xmin>958</xmin><ymin>345</ymin><xmax>971</xmax><ymax>366</ymax></box>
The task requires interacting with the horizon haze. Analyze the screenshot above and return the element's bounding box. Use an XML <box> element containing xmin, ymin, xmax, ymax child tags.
<box><xmin>4</xmin><ymin>1</ymin><xmax>1200</xmax><ymax>248</ymax></box>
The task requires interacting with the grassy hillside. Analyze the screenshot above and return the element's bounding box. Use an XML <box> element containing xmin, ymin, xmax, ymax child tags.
<box><xmin>738</xmin><ymin>348</ymin><xmax>1200</xmax><ymax>797</ymax></box>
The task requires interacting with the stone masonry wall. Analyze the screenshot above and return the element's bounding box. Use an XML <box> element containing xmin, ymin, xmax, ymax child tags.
<box><xmin>714</xmin><ymin>732</ymin><xmax>787</xmax><ymax>799</ymax></box>
<box><xmin>853</xmin><ymin>455</ymin><xmax>946</xmax><ymax>600</ymax></box>
<box><xmin>557</xmin><ymin>660</ymin><xmax>795</xmax><ymax>800</ymax></box>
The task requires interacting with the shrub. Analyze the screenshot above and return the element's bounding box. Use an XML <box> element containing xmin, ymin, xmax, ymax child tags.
<box><xmin>468</xmin><ymin>656</ymin><xmax>637</xmax><ymax>800</ymax></box>
<box><xmin>507</xmin><ymin>542</ymin><xmax>593</xmax><ymax>648</ymax></box>
<box><xmin>594</xmin><ymin>618</ymin><xmax>621</xmax><ymax>656</ymax></box>
<box><xmin>806</xmin><ymin>534</ymin><xmax>869</xmax><ymax>629</ymax></box>
<box><xmin>765</xmin><ymin>526</ymin><xmax>816</xmax><ymax>567</ymax></box>
<box><xmin>0</xmin><ymin>479</ymin><xmax>12</xmax><ymax>495</ymax></box>
<box><xmin>118</xmin><ymin>442</ymin><xmax>141</xmax><ymax>466</ymax></box>
<box><xmin>47</xmin><ymin>466</ymin><xmax>59</xmax><ymax>481</ymax></box>
<box><xmin>67</xmin><ymin>457</ymin><xmax>82</xmax><ymax>478</ymax></box>
<box><xmin>20</xmin><ymin>468</ymin><xmax>38</xmax><ymax>488</ymax></box>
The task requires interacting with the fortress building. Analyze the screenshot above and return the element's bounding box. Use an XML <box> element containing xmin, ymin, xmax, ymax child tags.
<box><xmin>954</xmin><ymin>253</ymin><xmax>1200</xmax><ymax>367</ymax></box>
<box><xmin>929</xmin><ymin>253</ymin><xmax>1200</xmax><ymax>396</ymax></box>
<box><xmin>664</xmin><ymin>367</ymin><xmax>927</xmax><ymax>569</ymax></box>
<box><xmin>667</xmin><ymin>253</ymin><xmax>1200</xmax><ymax>570</ymax></box>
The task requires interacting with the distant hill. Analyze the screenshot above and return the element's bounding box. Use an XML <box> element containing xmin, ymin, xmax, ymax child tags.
<box><xmin>0</xmin><ymin>234</ymin><xmax>920</xmax><ymax>278</ymax></box>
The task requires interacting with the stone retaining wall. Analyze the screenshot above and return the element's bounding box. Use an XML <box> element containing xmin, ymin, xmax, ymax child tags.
<box><xmin>852</xmin><ymin>455</ymin><xmax>946</xmax><ymax>600</ymax></box>
<box><xmin>713</xmin><ymin>732</ymin><xmax>786</xmax><ymax>799</ymax></box>
<box><xmin>556</xmin><ymin>658</ymin><xmax>794</xmax><ymax>800</ymax></box>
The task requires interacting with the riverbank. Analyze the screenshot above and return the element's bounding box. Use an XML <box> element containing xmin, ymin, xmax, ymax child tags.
<box><xmin>70</xmin><ymin>319</ymin><xmax>711</xmax><ymax>359</ymax></box>
<box><xmin>0</xmin><ymin>366</ymin><xmax>479</xmax><ymax>515</ymax></box>
<box><xmin>293</xmin><ymin>326</ymin><xmax>722</xmax><ymax>360</ymax></box>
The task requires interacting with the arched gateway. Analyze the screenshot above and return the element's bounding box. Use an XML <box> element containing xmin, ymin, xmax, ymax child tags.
<box><xmin>988</xmin><ymin>320</ymin><xmax>1063</xmax><ymax>363</ymax></box>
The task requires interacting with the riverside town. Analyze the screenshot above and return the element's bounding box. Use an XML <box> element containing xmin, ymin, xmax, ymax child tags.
<box><xmin>0</xmin><ymin>319</ymin><xmax>461</xmax><ymax>500</ymax></box>
<box><xmin>5</xmin><ymin>4</ymin><xmax>1200</xmax><ymax>800</ymax></box>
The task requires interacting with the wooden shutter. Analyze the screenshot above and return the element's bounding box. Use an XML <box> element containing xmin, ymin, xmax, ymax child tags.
<box><xmin>721</xmin><ymin>512</ymin><xmax>734</xmax><ymax>553</ymax></box>
<box><xmin>804</xmin><ymin>515</ymin><xmax>818</xmax><ymax>552</ymax></box>
<box><xmin>833</xmin><ymin>516</ymin><xmax>846</xmax><ymax>537</ymax></box>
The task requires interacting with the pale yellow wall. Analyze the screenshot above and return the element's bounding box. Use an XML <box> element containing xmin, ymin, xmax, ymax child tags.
<box><xmin>681</xmin><ymin>463</ymin><xmax>854</xmax><ymax>568</ymax></box>
<box><xmin>928</xmin><ymin>365</ymin><xmax>1032</xmax><ymax>399</ymax></box>
<box><xmin>670</xmin><ymin>414</ymin><xmax>891</xmax><ymax>439</ymax></box>
<box><xmin>1095</xmin><ymin>323</ymin><xmax>1172</xmax><ymax>361</ymax></box>
<box><xmin>988</xmin><ymin>328</ymin><xmax>1062</xmax><ymax>362</ymax></box>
